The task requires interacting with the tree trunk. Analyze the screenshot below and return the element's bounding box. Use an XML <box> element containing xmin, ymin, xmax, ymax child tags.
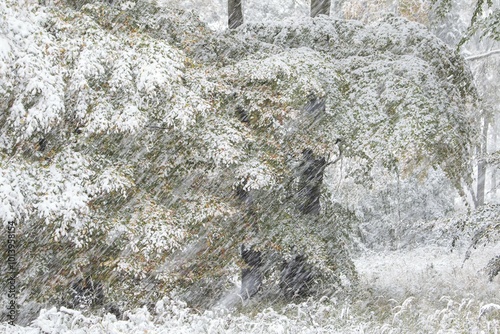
<box><xmin>228</xmin><ymin>0</ymin><xmax>244</xmax><ymax>29</ymax></box>
<box><xmin>476</xmin><ymin>117</ymin><xmax>489</xmax><ymax>207</ymax></box>
<box><xmin>311</xmin><ymin>0</ymin><xmax>331</xmax><ymax>17</ymax></box>
<box><xmin>240</xmin><ymin>245</ymin><xmax>262</xmax><ymax>299</ymax></box>
<box><xmin>298</xmin><ymin>149</ymin><xmax>327</xmax><ymax>215</ymax></box>
<box><xmin>491</xmin><ymin>119</ymin><xmax>498</xmax><ymax>197</ymax></box>
<box><xmin>280</xmin><ymin>254</ymin><xmax>313</xmax><ymax>299</ymax></box>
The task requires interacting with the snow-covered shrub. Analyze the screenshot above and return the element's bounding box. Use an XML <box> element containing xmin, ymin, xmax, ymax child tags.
<box><xmin>2</xmin><ymin>290</ymin><xmax>499</xmax><ymax>333</ymax></box>
<box><xmin>0</xmin><ymin>0</ymin><xmax>479</xmax><ymax>316</ymax></box>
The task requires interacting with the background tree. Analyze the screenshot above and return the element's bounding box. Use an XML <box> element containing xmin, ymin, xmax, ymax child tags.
<box><xmin>228</xmin><ymin>0</ymin><xmax>244</xmax><ymax>28</ymax></box>
<box><xmin>311</xmin><ymin>0</ymin><xmax>331</xmax><ymax>17</ymax></box>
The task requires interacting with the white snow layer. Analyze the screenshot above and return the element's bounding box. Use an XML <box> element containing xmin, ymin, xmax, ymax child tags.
<box><xmin>2</xmin><ymin>245</ymin><xmax>498</xmax><ymax>333</ymax></box>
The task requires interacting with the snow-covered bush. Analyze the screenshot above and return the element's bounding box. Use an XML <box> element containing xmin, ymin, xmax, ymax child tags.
<box><xmin>2</xmin><ymin>290</ymin><xmax>499</xmax><ymax>333</ymax></box>
<box><xmin>0</xmin><ymin>0</ymin><xmax>479</xmax><ymax>320</ymax></box>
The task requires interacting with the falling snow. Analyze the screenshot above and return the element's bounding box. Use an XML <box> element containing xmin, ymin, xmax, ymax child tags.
<box><xmin>1</xmin><ymin>0</ymin><xmax>499</xmax><ymax>333</ymax></box>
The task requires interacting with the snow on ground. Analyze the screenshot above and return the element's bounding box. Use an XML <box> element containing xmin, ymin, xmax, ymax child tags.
<box><xmin>2</xmin><ymin>245</ymin><xmax>498</xmax><ymax>333</ymax></box>
<box><xmin>355</xmin><ymin>244</ymin><xmax>500</xmax><ymax>302</ymax></box>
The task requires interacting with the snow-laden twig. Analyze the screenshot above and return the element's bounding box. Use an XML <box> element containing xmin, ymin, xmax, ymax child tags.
<box><xmin>465</xmin><ymin>49</ymin><xmax>500</xmax><ymax>61</ymax></box>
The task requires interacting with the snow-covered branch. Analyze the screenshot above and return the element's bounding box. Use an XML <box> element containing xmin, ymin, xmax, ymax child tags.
<box><xmin>465</xmin><ymin>49</ymin><xmax>500</xmax><ymax>61</ymax></box>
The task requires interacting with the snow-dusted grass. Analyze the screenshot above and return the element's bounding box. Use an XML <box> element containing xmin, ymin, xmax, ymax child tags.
<box><xmin>356</xmin><ymin>245</ymin><xmax>499</xmax><ymax>303</ymax></box>
<box><xmin>352</xmin><ymin>244</ymin><xmax>500</xmax><ymax>333</ymax></box>
<box><xmin>2</xmin><ymin>245</ymin><xmax>498</xmax><ymax>333</ymax></box>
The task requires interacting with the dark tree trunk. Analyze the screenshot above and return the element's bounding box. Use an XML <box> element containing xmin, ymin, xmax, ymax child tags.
<box><xmin>240</xmin><ymin>245</ymin><xmax>262</xmax><ymax>299</ymax></box>
<box><xmin>228</xmin><ymin>0</ymin><xmax>244</xmax><ymax>29</ymax></box>
<box><xmin>241</xmin><ymin>268</ymin><xmax>262</xmax><ymax>298</ymax></box>
<box><xmin>298</xmin><ymin>149</ymin><xmax>327</xmax><ymax>215</ymax></box>
<box><xmin>280</xmin><ymin>255</ymin><xmax>313</xmax><ymax>299</ymax></box>
<box><xmin>310</xmin><ymin>0</ymin><xmax>331</xmax><ymax>17</ymax></box>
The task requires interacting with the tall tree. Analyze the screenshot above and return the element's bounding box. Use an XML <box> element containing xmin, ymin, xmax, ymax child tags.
<box><xmin>476</xmin><ymin>117</ymin><xmax>489</xmax><ymax>207</ymax></box>
<box><xmin>311</xmin><ymin>0</ymin><xmax>331</xmax><ymax>17</ymax></box>
<box><xmin>228</xmin><ymin>0</ymin><xmax>244</xmax><ymax>29</ymax></box>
